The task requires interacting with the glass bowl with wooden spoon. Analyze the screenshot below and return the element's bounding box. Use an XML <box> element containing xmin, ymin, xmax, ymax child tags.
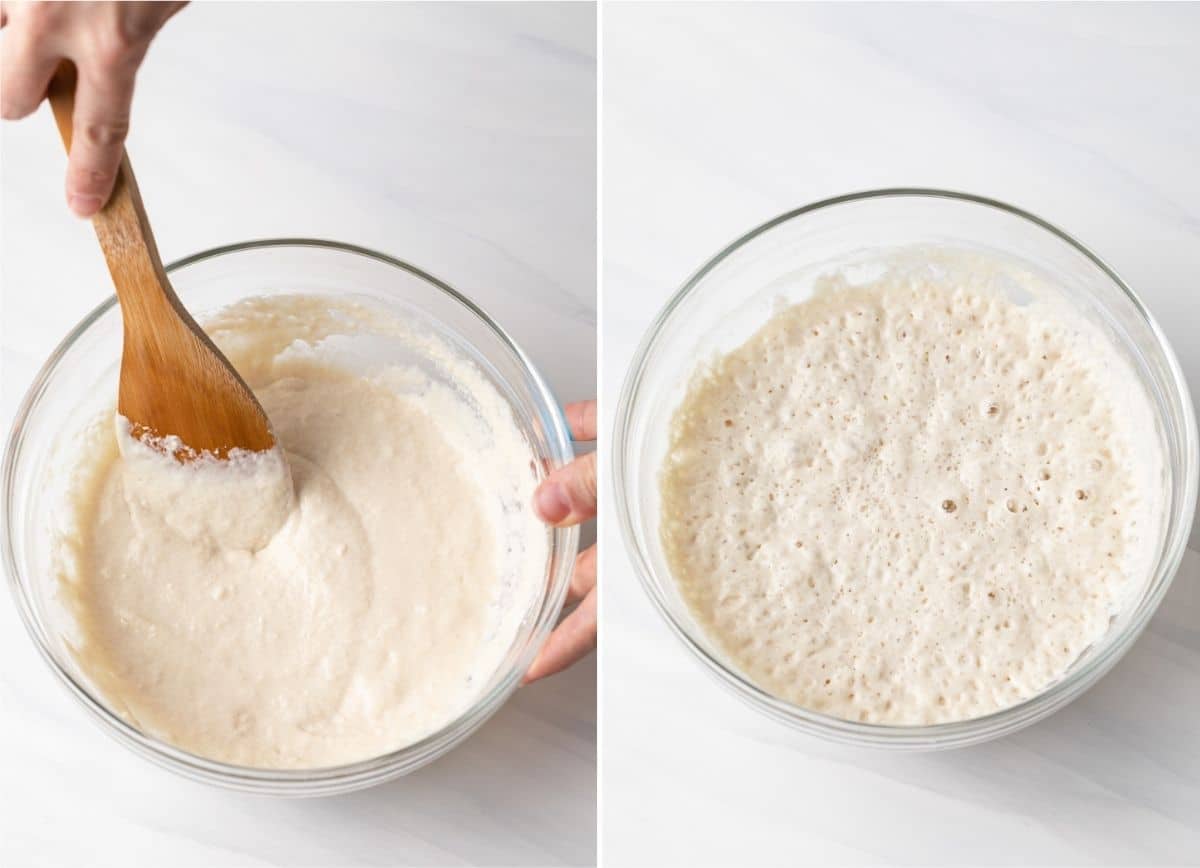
<box><xmin>1</xmin><ymin>69</ymin><xmax>577</xmax><ymax>796</ymax></box>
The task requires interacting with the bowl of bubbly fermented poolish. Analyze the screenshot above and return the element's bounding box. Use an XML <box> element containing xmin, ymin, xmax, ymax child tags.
<box><xmin>3</xmin><ymin>239</ymin><xmax>577</xmax><ymax>794</ymax></box>
<box><xmin>613</xmin><ymin>190</ymin><xmax>1197</xmax><ymax>749</ymax></box>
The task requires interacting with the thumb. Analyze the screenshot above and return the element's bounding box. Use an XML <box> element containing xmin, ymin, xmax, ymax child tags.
<box><xmin>64</xmin><ymin>63</ymin><xmax>137</xmax><ymax>217</ymax></box>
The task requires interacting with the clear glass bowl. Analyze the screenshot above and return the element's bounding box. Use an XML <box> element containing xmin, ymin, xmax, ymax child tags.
<box><xmin>613</xmin><ymin>189</ymin><xmax>1198</xmax><ymax>750</ymax></box>
<box><xmin>3</xmin><ymin>239</ymin><xmax>578</xmax><ymax>794</ymax></box>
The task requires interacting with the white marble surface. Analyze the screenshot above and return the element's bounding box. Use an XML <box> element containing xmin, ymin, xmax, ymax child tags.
<box><xmin>602</xmin><ymin>4</ymin><xmax>1199</xmax><ymax>866</ymax></box>
<box><xmin>1</xmin><ymin>3</ymin><xmax>595</xmax><ymax>866</ymax></box>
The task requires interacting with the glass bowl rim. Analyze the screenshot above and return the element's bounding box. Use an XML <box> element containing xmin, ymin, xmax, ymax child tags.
<box><xmin>2</xmin><ymin>237</ymin><xmax>579</xmax><ymax>791</ymax></box>
<box><xmin>612</xmin><ymin>187</ymin><xmax>1199</xmax><ymax>748</ymax></box>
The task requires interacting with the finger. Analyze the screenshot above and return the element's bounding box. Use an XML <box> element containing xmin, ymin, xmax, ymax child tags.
<box><xmin>64</xmin><ymin>61</ymin><xmax>137</xmax><ymax>216</ymax></box>
<box><xmin>564</xmin><ymin>399</ymin><xmax>597</xmax><ymax>442</ymax></box>
<box><xmin>533</xmin><ymin>450</ymin><xmax>596</xmax><ymax>526</ymax></box>
<box><xmin>523</xmin><ymin>586</ymin><xmax>597</xmax><ymax>684</ymax></box>
<box><xmin>0</xmin><ymin>33</ymin><xmax>62</xmax><ymax>120</ymax></box>
<box><xmin>566</xmin><ymin>544</ymin><xmax>596</xmax><ymax>605</ymax></box>
<box><xmin>122</xmin><ymin>2</ymin><xmax>190</xmax><ymax>42</ymax></box>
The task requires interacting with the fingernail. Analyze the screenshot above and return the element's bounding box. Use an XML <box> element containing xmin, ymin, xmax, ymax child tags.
<box><xmin>68</xmin><ymin>194</ymin><xmax>102</xmax><ymax>218</ymax></box>
<box><xmin>534</xmin><ymin>481</ymin><xmax>570</xmax><ymax>524</ymax></box>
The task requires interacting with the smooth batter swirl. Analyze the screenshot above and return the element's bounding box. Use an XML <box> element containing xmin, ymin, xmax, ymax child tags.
<box><xmin>55</xmin><ymin>295</ymin><xmax>546</xmax><ymax>769</ymax></box>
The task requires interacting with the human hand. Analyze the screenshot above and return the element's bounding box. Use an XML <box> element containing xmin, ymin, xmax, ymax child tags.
<box><xmin>524</xmin><ymin>399</ymin><xmax>597</xmax><ymax>683</ymax></box>
<box><xmin>0</xmin><ymin>1</ymin><xmax>186</xmax><ymax>216</ymax></box>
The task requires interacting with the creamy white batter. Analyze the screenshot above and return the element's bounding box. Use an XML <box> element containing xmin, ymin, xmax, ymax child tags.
<box><xmin>54</xmin><ymin>295</ymin><xmax>546</xmax><ymax>768</ymax></box>
<box><xmin>660</xmin><ymin>250</ymin><xmax>1164</xmax><ymax>725</ymax></box>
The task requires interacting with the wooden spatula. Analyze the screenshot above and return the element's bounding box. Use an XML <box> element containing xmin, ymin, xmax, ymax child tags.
<box><xmin>46</xmin><ymin>63</ymin><xmax>274</xmax><ymax>459</ymax></box>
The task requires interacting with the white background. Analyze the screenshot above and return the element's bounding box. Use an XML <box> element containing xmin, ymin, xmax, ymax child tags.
<box><xmin>602</xmin><ymin>3</ymin><xmax>1200</xmax><ymax>866</ymax></box>
<box><xmin>1</xmin><ymin>3</ymin><xmax>595</xmax><ymax>866</ymax></box>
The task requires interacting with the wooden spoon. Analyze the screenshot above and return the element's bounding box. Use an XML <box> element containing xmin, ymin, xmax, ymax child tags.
<box><xmin>46</xmin><ymin>63</ymin><xmax>274</xmax><ymax>459</ymax></box>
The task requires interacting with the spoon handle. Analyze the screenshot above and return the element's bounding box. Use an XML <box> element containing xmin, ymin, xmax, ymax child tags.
<box><xmin>46</xmin><ymin>62</ymin><xmax>180</xmax><ymax>322</ymax></box>
<box><xmin>43</xmin><ymin>61</ymin><xmax>276</xmax><ymax>457</ymax></box>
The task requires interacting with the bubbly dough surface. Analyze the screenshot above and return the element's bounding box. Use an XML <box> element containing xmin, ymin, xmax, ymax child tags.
<box><xmin>56</xmin><ymin>296</ymin><xmax>545</xmax><ymax>768</ymax></box>
<box><xmin>660</xmin><ymin>256</ymin><xmax>1162</xmax><ymax>724</ymax></box>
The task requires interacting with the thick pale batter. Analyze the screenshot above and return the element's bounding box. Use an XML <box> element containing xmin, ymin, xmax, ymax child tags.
<box><xmin>660</xmin><ymin>250</ymin><xmax>1163</xmax><ymax>725</ymax></box>
<box><xmin>55</xmin><ymin>295</ymin><xmax>546</xmax><ymax>768</ymax></box>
